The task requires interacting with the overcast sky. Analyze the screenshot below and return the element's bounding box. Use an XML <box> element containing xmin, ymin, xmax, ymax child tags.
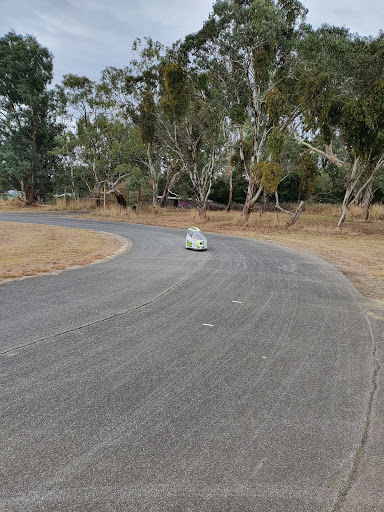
<box><xmin>1</xmin><ymin>0</ymin><xmax>383</xmax><ymax>84</ymax></box>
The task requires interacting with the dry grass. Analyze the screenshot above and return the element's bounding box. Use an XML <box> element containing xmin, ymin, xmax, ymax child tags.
<box><xmin>0</xmin><ymin>198</ymin><xmax>98</xmax><ymax>211</ymax></box>
<box><xmin>44</xmin><ymin>198</ymin><xmax>98</xmax><ymax>211</ymax></box>
<box><xmin>304</xmin><ymin>202</ymin><xmax>384</xmax><ymax>220</ymax></box>
<box><xmin>0</xmin><ymin>198</ymin><xmax>27</xmax><ymax>209</ymax></box>
<box><xmin>0</xmin><ymin>222</ymin><xmax>124</xmax><ymax>283</ymax></box>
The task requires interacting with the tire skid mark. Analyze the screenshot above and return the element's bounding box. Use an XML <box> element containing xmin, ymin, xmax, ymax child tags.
<box><xmin>0</xmin><ymin>252</ymin><xmax>211</xmax><ymax>357</ymax></box>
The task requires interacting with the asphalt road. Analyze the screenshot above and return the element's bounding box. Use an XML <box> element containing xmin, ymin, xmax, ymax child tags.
<box><xmin>0</xmin><ymin>213</ymin><xmax>383</xmax><ymax>511</ymax></box>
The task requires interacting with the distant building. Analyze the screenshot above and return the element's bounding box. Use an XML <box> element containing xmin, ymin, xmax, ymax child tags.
<box><xmin>0</xmin><ymin>190</ymin><xmax>23</xmax><ymax>200</ymax></box>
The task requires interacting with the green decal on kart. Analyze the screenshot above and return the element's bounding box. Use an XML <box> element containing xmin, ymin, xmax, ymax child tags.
<box><xmin>185</xmin><ymin>226</ymin><xmax>208</xmax><ymax>251</ymax></box>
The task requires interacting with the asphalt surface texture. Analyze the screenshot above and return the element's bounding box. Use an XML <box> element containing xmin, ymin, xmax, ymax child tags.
<box><xmin>1</xmin><ymin>212</ymin><xmax>383</xmax><ymax>512</ymax></box>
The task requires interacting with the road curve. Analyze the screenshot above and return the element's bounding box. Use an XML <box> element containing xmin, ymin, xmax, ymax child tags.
<box><xmin>0</xmin><ymin>213</ymin><xmax>381</xmax><ymax>511</ymax></box>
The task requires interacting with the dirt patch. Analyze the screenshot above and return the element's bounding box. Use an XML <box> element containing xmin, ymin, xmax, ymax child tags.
<box><xmin>0</xmin><ymin>222</ymin><xmax>129</xmax><ymax>283</ymax></box>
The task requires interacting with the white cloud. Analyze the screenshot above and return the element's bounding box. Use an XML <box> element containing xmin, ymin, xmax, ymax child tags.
<box><xmin>304</xmin><ymin>0</ymin><xmax>383</xmax><ymax>36</ymax></box>
<box><xmin>1</xmin><ymin>0</ymin><xmax>382</xmax><ymax>85</ymax></box>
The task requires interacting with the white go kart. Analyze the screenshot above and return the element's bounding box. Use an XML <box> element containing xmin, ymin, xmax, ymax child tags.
<box><xmin>185</xmin><ymin>227</ymin><xmax>207</xmax><ymax>251</ymax></box>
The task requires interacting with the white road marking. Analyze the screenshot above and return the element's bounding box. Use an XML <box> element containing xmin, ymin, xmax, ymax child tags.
<box><xmin>232</xmin><ymin>300</ymin><xmax>243</xmax><ymax>304</ymax></box>
<box><xmin>203</xmin><ymin>323</ymin><xmax>214</xmax><ymax>327</ymax></box>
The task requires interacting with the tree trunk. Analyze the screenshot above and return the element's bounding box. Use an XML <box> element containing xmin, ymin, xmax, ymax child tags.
<box><xmin>26</xmin><ymin>124</ymin><xmax>37</xmax><ymax>205</ymax></box>
<box><xmin>262</xmin><ymin>188</ymin><xmax>266</xmax><ymax>213</ymax></box>
<box><xmin>242</xmin><ymin>199</ymin><xmax>254</xmax><ymax>222</ymax></box>
<box><xmin>160</xmin><ymin>174</ymin><xmax>172</xmax><ymax>208</ymax></box>
<box><xmin>70</xmin><ymin>164</ymin><xmax>76</xmax><ymax>199</ymax></box>
<box><xmin>226</xmin><ymin>153</ymin><xmax>233</xmax><ymax>212</ymax></box>
<box><xmin>160</xmin><ymin>191</ymin><xmax>169</xmax><ymax>208</ymax></box>
<box><xmin>160</xmin><ymin>163</ymin><xmax>182</xmax><ymax>208</ymax></box>
<box><xmin>337</xmin><ymin>186</ymin><xmax>354</xmax><ymax>228</ymax></box>
<box><xmin>92</xmin><ymin>159</ymin><xmax>101</xmax><ymax>207</ymax></box>
<box><xmin>363</xmin><ymin>185</ymin><xmax>373</xmax><ymax>221</ymax></box>
<box><xmin>152</xmin><ymin>179</ymin><xmax>158</xmax><ymax>208</ymax></box>
<box><xmin>146</xmin><ymin>143</ymin><xmax>159</xmax><ymax>208</ymax></box>
<box><xmin>188</xmin><ymin>149</ymin><xmax>215</xmax><ymax>220</ymax></box>
<box><xmin>337</xmin><ymin>157</ymin><xmax>361</xmax><ymax>228</ymax></box>
<box><xmin>241</xmin><ymin>183</ymin><xmax>263</xmax><ymax>221</ymax></box>
<box><xmin>241</xmin><ymin>184</ymin><xmax>255</xmax><ymax>220</ymax></box>
<box><xmin>196</xmin><ymin>185</ymin><xmax>207</xmax><ymax>219</ymax></box>
<box><xmin>286</xmin><ymin>201</ymin><xmax>305</xmax><ymax>227</ymax></box>
<box><xmin>198</xmin><ymin>202</ymin><xmax>207</xmax><ymax>219</ymax></box>
<box><xmin>27</xmin><ymin>180</ymin><xmax>34</xmax><ymax>205</ymax></box>
<box><xmin>138</xmin><ymin>185</ymin><xmax>142</xmax><ymax>206</ymax></box>
<box><xmin>115</xmin><ymin>190</ymin><xmax>127</xmax><ymax>208</ymax></box>
<box><xmin>361</xmin><ymin>185</ymin><xmax>372</xmax><ymax>208</ymax></box>
<box><xmin>274</xmin><ymin>190</ymin><xmax>289</xmax><ymax>214</ymax></box>
<box><xmin>19</xmin><ymin>179</ymin><xmax>26</xmax><ymax>202</ymax></box>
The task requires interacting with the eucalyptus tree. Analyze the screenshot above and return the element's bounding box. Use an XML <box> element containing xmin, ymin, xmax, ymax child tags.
<box><xmin>98</xmin><ymin>120</ymin><xmax>144</xmax><ymax>206</ymax></box>
<box><xmin>297</xmin><ymin>26</ymin><xmax>384</xmax><ymax>226</ymax></box>
<box><xmin>100</xmin><ymin>39</ymin><xmax>167</xmax><ymax>207</ymax></box>
<box><xmin>0</xmin><ymin>31</ymin><xmax>63</xmax><ymax>203</ymax></box>
<box><xmin>184</xmin><ymin>0</ymin><xmax>307</xmax><ymax>220</ymax></box>
<box><xmin>103</xmin><ymin>36</ymin><xmax>228</xmax><ymax>214</ymax></box>
<box><xmin>159</xmin><ymin>60</ymin><xmax>228</xmax><ymax>217</ymax></box>
<box><xmin>60</xmin><ymin>74</ymin><xmax>131</xmax><ymax>204</ymax></box>
<box><xmin>51</xmin><ymin>131</ymin><xmax>79</xmax><ymax>197</ymax></box>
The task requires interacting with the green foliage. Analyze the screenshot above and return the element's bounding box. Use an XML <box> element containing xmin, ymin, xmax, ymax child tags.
<box><xmin>163</xmin><ymin>63</ymin><xmax>189</xmax><ymax>120</ymax></box>
<box><xmin>341</xmin><ymin>80</ymin><xmax>384</xmax><ymax>158</ymax></box>
<box><xmin>231</xmin><ymin>139</ymin><xmax>253</xmax><ymax>173</ymax></box>
<box><xmin>176</xmin><ymin>176</ymin><xmax>194</xmax><ymax>201</ymax></box>
<box><xmin>266</xmin><ymin>127</ymin><xmax>285</xmax><ymax>161</ymax></box>
<box><xmin>362</xmin><ymin>80</ymin><xmax>384</xmax><ymax>129</ymax></box>
<box><xmin>0</xmin><ymin>31</ymin><xmax>53</xmax><ymax>103</ymax></box>
<box><xmin>255</xmin><ymin>161</ymin><xmax>284</xmax><ymax>193</ymax></box>
<box><xmin>265</xmin><ymin>88</ymin><xmax>283</xmax><ymax>124</ymax></box>
<box><xmin>207</xmin><ymin>171</ymin><xmax>248</xmax><ymax>205</ymax></box>
<box><xmin>297</xmin><ymin>151</ymin><xmax>318</xmax><ymax>196</ymax></box>
<box><xmin>299</xmin><ymin>73</ymin><xmax>340</xmax><ymax>144</ymax></box>
<box><xmin>139</xmin><ymin>90</ymin><xmax>156</xmax><ymax>144</ymax></box>
<box><xmin>277</xmin><ymin>0</ymin><xmax>307</xmax><ymax>31</ymax></box>
<box><xmin>0</xmin><ymin>31</ymin><xmax>62</xmax><ymax>201</ymax></box>
<box><xmin>298</xmin><ymin>25</ymin><xmax>384</xmax><ymax>162</ymax></box>
<box><xmin>277</xmin><ymin>171</ymin><xmax>300</xmax><ymax>201</ymax></box>
<box><xmin>373</xmin><ymin>171</ymin><xmax>384</xmax><ymax>202</ymax></box>
<box><xmin>234</xmin><ymin>0</ymin><xmax>253</xmax><ymax>6</ymax></box>
<box><xmin>229</xmin><ymin>91</ymin><xmax>248</xmax><ymax>125</ymax></box>
<box><xmin>126</xmin><ymin>165</ymin><xmax>149</xmax><ymax>191</ymax></box>
<box><xmin>248</xmin><ymin>1</ymin><xmax>285</xmax><ymax>86</ymax></box>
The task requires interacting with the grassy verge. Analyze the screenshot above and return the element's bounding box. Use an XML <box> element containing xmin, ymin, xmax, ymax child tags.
<box><xmin>0</xmin><ymin>222</ymin><xmax>126</xmax><ymax>283</ymax></box>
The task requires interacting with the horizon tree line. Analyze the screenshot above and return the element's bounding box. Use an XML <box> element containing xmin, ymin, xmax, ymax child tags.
<box><xmin>1</xmin><ymin>0</ymin><xmax>384</xmax><ymax>226</ymax></box>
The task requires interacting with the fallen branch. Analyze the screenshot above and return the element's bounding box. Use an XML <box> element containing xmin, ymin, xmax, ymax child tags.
<box><xmin>274</xmin><ymin>190</ymin><xmax>290</xmax><ymax>214</ymax></box>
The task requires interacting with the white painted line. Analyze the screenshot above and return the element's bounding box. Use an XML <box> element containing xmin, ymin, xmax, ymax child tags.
<box><xmin>232</xmin><ymin>301</ymin><xmax>243</xmax><ymax>304</ymax></box>
<box><xmin>203</xmin><ymin>323</ymin><xmax>214</xmax><ymax>327</ymax></box>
